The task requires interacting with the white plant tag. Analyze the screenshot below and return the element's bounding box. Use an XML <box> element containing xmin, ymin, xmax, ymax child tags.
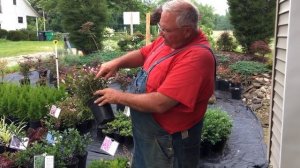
<box><xmin>124</xmin><ymin>106</ymin><xmax>130</xmax><ymax>117</ymax></box>
<box><xmin>9</xmin><ymin>135</ymin><xmax>29</xmax><ymax>150</ymax></box>
<box><xmin>100</xmin><ymin>136</ymin><xmax>119</xmax><ymax>156</ymax></box>
<box><xmin>49</xmin><ymin>105</ymin><xmax>61</xmax><ymax>118</ymax></box>
<box><xmin>45</xmin><ymin>155</ymin><xmax>54</xmax><ymax>168</ymax></box>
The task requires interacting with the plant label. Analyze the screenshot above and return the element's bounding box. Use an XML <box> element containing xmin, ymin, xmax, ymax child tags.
<box><xmin>49</xmin><ymin>105</ymin><xmax>61</xmax><ymax>118</ymax></box>
<box><xmin>9</xmin><ymin>135</ymin><xmax>29</xmax><ymax>150</ymax></box>
<box><xmin>34</xmin><ymin>155</ymin><xmax>54</xmax><ymax>168</ymax></box>
<box><xmin>45</xmin><ymin>156</ymin><xmax>54</xmax><ymax>168</ymax></box>
<box><xmin>124</xmin><ymin>106</ymin><xmax>130</xmax><ymax>117</ymax></box>
<box><xmin>100</xmin><ymin>136</ymin><xmax>119</xmax><ymax>156</ymax></box>
<box><xmin>46</xmin><ymin>133</ymin><xmax>55</xmax><ymax>144</ymax></box>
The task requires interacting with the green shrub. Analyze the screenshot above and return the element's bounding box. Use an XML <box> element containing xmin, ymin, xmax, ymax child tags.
<box><xmin>88</xmin><ymin>157</ymin><xmax>129</xmax><ymax>168</ymax></box>
<box><xmin>216</xmin><ymin>54</ymin><xmax>230</xmax><ymax>65</ymax></box>
<box><xmin>200</xmin><ymin>25</ymin><xmax>215</xmax><ymax>49</ymax></box>
<box><xmin>0</xmin><ymin>83</ymin><xmax>67</xmax><ymax>121</ymax></box>
<box><xmin>103</xmin><ymin>112</ymin><xmax>132</xmax><ymax>137</ymax></box>
<box><xmin>117</xmin><ymin>32</ymin><xmax>145</xmax><ymax>51</ymax></box>
<box><xmin>229</xmin><ymin>61</ymin><xmax>270</xmax><ymax>76</ymax></box>
<box><xmin>216</xmin><ymin>32</ymin><xmax>237</xmax><ymax>51</ymax></box>
<box><xmin>0</xmin><ymin>29</ymin><xmax>8</xmax><ymax>39</ymax></box>
<box><xmin>201</xmin><ymin>107</ymin><xmax>233</xmax><ymax>145</ymax></box>
<box><xmin>7</xmin><ymin>30</ymin><xmax>27</xmax><ymax>41</ymax></box>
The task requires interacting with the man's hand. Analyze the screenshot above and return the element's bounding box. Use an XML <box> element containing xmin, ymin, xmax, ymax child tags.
<box><xmin>95</xmin><ymin>61</ymin><xmax>119</xmax><ymax>79</ymax></box>
<box><xmin>94</xmin><ymin>88</ymin><xmax>122</xmax><ymax>106</ymax></box>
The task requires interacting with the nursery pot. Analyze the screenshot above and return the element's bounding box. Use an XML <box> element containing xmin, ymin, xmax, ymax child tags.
<box><xmin>231</xmin><ymin>87</ymin><xmax>242</xmax><ymax>100</ymax></box>
<box><xmin>29</xmin><ymin>120</ymin><xmax>42</xmax><ymax>129</ymax></box>
<box><xmin>76</xmin><ymin>120</ymin><xmax>90</xmax><ymax>135</ymax></box>
<box><xmin>19</xmin><ymin>78</ymin><xmax>30</xmax><ymax>85</ymax></box>
<box><xmin>76</xmin><ymin>151</ymin><xmax>88</xmax><ymax>168</ymax></box>
<box><xmin>217</xmin><ymin>79</ymin><xmax>229</xmax><ymax>91</ymax></box>
<box><xmin>66</xmin><ymin>157</ymin><xmax>79</xmax><ymax>168</ymax></box>
<box><xmin>87</xmin><ymin>97</ymin><xmax>114</xmax><ymax>125</ymax></box>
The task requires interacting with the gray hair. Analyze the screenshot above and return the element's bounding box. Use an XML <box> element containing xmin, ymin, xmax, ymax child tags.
<box><xmin>162</xmin><ymin>0</ymin><xmax>199</xmax><ymax>29</ymax></box>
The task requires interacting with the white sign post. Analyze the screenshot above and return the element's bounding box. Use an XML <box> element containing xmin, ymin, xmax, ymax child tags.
<box><xmin>123</xmin><ymin>12</ymin><xmax>140</xmax><ymax>35</ymax></box>
<box><xmin>53</xmin><ymin>40</ymin><xmax>60</xmax><ymax>89</ymax></box>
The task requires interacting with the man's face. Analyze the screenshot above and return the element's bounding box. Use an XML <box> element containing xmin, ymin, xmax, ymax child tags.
<box><xmin>159</xmin><ymin>11</ymin><xmax>190</xmax><ymax>49</ymax></box>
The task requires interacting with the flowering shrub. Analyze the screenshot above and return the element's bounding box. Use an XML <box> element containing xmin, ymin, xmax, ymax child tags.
<box><xmin>103</xmin><ymin>27</ymin><xmax>115</xmax><ymax>38</ymax></box>
<box><xmin>65</xmin><ymin>66</ymin><xmax>108</xmax><ymax>104</ymax></box>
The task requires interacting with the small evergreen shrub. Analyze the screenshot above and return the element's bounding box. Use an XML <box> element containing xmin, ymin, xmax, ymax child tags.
<box><xmin>216</xmin><ymin>32</ymin><xmax>237</xmax><ymax>51</ymax></box>
<box><xmin>201</xmin><ymin>107</ymin><xmax>233</xmax><ymax>145</ymax></box>
<box><xmin>201</xmin><ymin>25</ymin><xmax>215</xmax><ymax>49</ymax></box>
<box><xmin>0</xmin><ymin>29</ymin><xmax>8</xmax><ymax>39</ymax></box>
<box><xmin>88</xmin><ymin>157</ymin><xmax>129</xmax><ymax>168</ymax></box>
<box><xmin>229</xmin><ymin>61</ymin><xmax>270</xmax><ymax>76</ymax></box>
<box><xmin>216</xmin><ymin>54</ymin><xmax>230</xmax><ymax>65</ymax></box>
<box><xmin>117</xmin><ymin>32</ymin><xmax>145</xmax><ymax>51</ymax></box>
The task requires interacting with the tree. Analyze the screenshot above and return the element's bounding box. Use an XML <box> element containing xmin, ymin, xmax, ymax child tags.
<box><xmin>214</xmin><ymin>12</ymin><xmax>233</xmax><ymax>30</ymax></box>
<box><xmin>228</xmin><ymin>0</ymin><xmax>276</xmax><ymax>53</ymax></box>
<box><xmin>58</xmin><ymin>0</ymin><xmax>108</xmax><ymax>55</ymax></box>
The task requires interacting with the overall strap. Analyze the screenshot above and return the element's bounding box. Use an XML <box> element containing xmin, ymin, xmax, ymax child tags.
<box><xmin>147</xmin><ymin>44</ymin><xmax>216</xmax><ymax>80</ymax></box>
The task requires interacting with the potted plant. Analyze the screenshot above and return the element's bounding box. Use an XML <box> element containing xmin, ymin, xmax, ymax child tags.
<box><xmin>48</xmin><ymin>96</ymin><xmax>93</xmax><ymax>133</ymax></box>
<box><xmin>69</xmin><ymin>66</ymin><xmax>114</xmax><ymax>125</ymax></box>
<box><xmin>229</xmin><ymin>75</ymin><xmax>242</xmax><ymax>100</ymax></box>
<box><xmin>201</xmin><ymin>107</ymin><xmax>233</xmax><ymax>156</ymax></box>
<box><xmin>103</xmin><ymin>112</ymin><xmax>133</xmax><ymax>144</ymax></box>
<box><xmin>18</xmin><ymin>56</ymin><xmax>34</xmax><ymax>85</ymax></box>
<box><xmin>88</xmin><ymin>157</ymin><xmax>129</xmax><ymax>168</ymax></box>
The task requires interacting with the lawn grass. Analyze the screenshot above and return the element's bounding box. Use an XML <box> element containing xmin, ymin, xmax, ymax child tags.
<box><xmin>0</xmin><ymin>39</ymin><xmax>64</xmax><ymax>58</ymax></box>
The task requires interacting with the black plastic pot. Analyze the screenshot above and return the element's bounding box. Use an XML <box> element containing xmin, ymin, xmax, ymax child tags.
<box><xmin>87</xmin><ymin>98</ymin><xmax>114</xmax><ymax>125</ymax></box>
<box><xmin>231</xmin><ymin>87</ymin><xmax>242</xmax><ymax>100</ymax></box>
<box><xmin>19</xmin><ymin>78</ymin><xmax>30</xmax><ymax>85</ymax></box>
<box><xmin>66</xmin><ymin>157</ymin><xmax>79</xmax><ymax>168</ymax></box>
<box><xmin>217</xmin><ymin>79</ymin><xmax>230</xmax><ymax>91</ymax></box>
<box><xmin>116</xmin><ymin>104</ymin><xmax>125</xmax><ymax>111</ymax></box>
<box><xmin>77</xmin><ymin>151</ymin><xmax>88</xmax><ymax>168</ymax></box>
<box><xmin>76</xmin><ymin>120</ymin><xmax>91</xmax><ymax>135</ymax></box>
<box><xmin>29</xmin><ymin>120</ymin><xmax>41</xmax><ymax>129</ymax></box>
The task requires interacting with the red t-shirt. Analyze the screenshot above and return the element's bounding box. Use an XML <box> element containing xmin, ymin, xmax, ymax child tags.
<box><xmin>140</xmin><ymin>31</ymin><xmax>215</xmax><ymax>134</ymax></box>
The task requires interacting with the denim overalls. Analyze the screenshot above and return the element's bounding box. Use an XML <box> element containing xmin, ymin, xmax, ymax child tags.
<box><xmin>129</xmin><ymin>44</ymin><xmax>214</xmax><ymax>168</ymax></box>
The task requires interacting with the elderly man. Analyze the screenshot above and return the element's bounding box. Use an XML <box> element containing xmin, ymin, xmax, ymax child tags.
<box><xmin>95</xmin><ymin>0</ymin><xmax>215</xmax><ymax>167</ymax></box>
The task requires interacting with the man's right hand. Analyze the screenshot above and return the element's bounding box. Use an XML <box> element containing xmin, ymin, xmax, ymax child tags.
<box><xmin>95</xmin><ymin>60</ymin><xmax>119</xmax><ymax>79</ymax></box>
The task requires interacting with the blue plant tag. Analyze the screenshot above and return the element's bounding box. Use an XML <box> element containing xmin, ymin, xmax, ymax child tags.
<box><xmin>46</xmin><ymin>133</ymin><xmax>55</xmax><ymax>144</ymax></box>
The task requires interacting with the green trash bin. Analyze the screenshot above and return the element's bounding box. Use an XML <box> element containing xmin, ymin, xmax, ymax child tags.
<box><xmin>45</xmin><ymin>31</ymin><xmax>54</xmax><ymax>41</ymax></box>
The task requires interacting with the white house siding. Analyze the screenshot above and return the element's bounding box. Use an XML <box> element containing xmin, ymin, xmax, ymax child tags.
<box><xmin>0</xmin><ymin>0</ymin><xmax>38</xmax><ymax>30</ymax></box>
<box><xmin>269</xmin><ymin>0</ymin><xmax>300</xmax><ymax>167</ymax></box>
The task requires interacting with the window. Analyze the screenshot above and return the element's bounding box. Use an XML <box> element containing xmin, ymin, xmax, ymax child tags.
<box><xmin>18</xmin><ymin>17</ymin><xmax>23</xmax><ymax>23</ymax></box>
<box><xmin>13</xmin><ymin>0</ymin><xmax>16</xmax><ymax>5</ymax></box>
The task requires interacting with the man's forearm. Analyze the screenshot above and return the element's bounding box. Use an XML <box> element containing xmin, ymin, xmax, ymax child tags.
<box><xmin>117</xmin><ymin>91</ymin><xmax>178</xmax><ymax>113</ymax></box>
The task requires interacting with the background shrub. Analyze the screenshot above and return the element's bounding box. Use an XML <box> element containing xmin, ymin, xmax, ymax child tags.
<box><xmin>250</xmin><ymin>40</ymin><xmax>271</xmax><ymax>57</ymax></box>
<box><xmin>216</xmin><ymin>32</ymin><xmax>237</xmax><ymax>51</ymax></box>
<box><xmin>0</xmin><ymin>29</ymin><xmax>8</xmax><ymax>39</ymax></box>
<box><xmin>229</xmin><ymin>61</ymin><xmax>270</xmax><ymax>76</ymax></box>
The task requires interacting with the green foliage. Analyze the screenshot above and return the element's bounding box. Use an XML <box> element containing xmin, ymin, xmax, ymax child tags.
<box><xmin>65</xmin><ymin>67</ymin><xmax>108</xmax><ymax>104</ymax></box>
<box><xmin>0</xmin><ymin>83</ymin><xmax>66</xmax><ymax>121</ymax></box>
<box><xmin>7</xmin><ymin>30</ymin><xmax>27</xmax><ymax>41</ymax></box>
<box><xmin>214</xmin><ymin>13</ymin><xmax>234</xmax><ymax>30</ymax></box>
<box><xmin>0</xmin><ymin>116</ymin><xmax>27</xmax><ymax>146</ymax></box>
<box><xmin>216</xmin><ymin>54</ymin><xmax>230</xmax><ymax>66</ymax></box>
<box><xmin>62</xmin><ymin>51</ymin><xmax>124</xmax><ymax>67</ymax></box>
<box><xmin>88</xmin><ymin>157</ymin><xmax>129</xmax><ymax>168</ymax></box>
<box><xmin>103</xmin><ymin>112</ymin><xmax>132</xmax><ymax>137</ymax></box>
<box><xmin>228</xmin><ymin>0</ymin><xmax>276</xmax><ymax>53</ymax></box>
<box><xmin>0</xmin><ymin>29</ymin><xmax>8</xmax><ymax>39</ymax></box>
<box><xmin>216</xmin><ymin>32</ymin><xmax>237</xmax><ymax>51</ymax></box>
<box><xmin>58</xmin><ymin>0</ymin><xmax>108</xmax><ymax>54</ymax></box>
<box><xmin>201</xmin><ymin>107</ymin><xmax>233</xmax><ymax>145</ymax></box>
<box><xmin>49</xmin><ymin>96</ymin><xmax>92</xmax><ymax>129</ymax></box>
<box><xmin>200</xmin><ymin>25</ymin><xmax>215</xmax><ymax>49</ymax></box>
<box><xmin>117</xmin><ymin>32</ymin><xmax>145</xmax><ymax>51</ymax></box>
<box><xmin>197</xmin><ymin>3</ymin><xmax>216</xmax><ymax>29</ymax></box>
<box><xmin>229</xmin><ymin>61</ymin><xmax>270</xmax><ymax>76</ymax></box>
